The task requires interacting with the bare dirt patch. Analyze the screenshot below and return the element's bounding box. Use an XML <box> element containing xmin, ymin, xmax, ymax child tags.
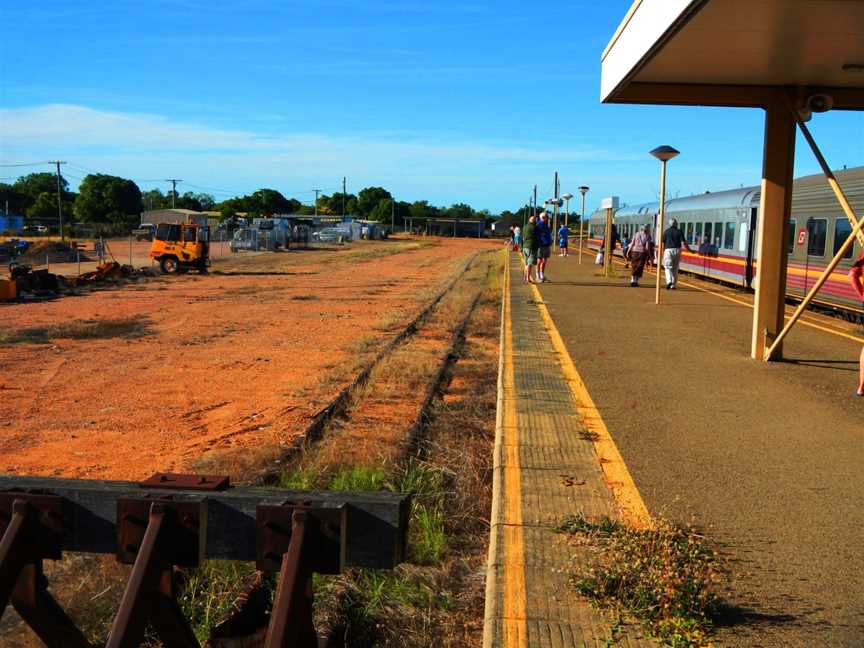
<box><xmin>0</xmin><ymin>237</ymin><xmax>495</xmax><ymax>481</ymax></box>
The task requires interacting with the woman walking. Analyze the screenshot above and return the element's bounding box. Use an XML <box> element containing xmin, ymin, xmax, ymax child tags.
<box><xmin>627</xmin><ymin>225</ymin><xmax>654</xmax><ymax>287</ymax></box>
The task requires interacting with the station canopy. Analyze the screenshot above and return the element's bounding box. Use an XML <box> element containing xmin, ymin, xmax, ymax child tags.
<box><xmin>601</xmin><ymin>0</ymin><xmax>864</xmax><ymax>109</ymax></box>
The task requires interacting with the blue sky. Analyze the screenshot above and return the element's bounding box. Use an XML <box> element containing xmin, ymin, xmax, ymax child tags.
<box><xmin>1</xmin><ymin>0</ymin><xmax>861</xmax><ymax>212</ymax></box>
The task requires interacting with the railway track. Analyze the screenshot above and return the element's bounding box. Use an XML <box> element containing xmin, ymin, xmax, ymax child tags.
<box><xmin>253</xmin><ymin>251</ymin><xmax>483</xmax><ymax>486</ymax></box>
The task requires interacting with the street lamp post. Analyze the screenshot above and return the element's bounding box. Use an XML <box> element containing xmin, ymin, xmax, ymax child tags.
<box><xmin>649</xmin><ymin>146</ymin><xmax>680</xmax><ymax>305</ymax></box>
<box><xmin>562</xmin><ymin>193</ymin><xmax>573</xmax><ymax>257</ymax></box>
<box><xmin>577</xmin><ymin>186</ymin><xmax>589</xmax><ymax>264</ymax></box>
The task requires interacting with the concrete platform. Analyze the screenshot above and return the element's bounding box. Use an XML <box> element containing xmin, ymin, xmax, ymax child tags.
<box><xmin>483</xmin><ymin>252</ymin><xmax>658</xmax><ymax>648</ymax></box>
<box><xmin>530</xmin><ymin>251</ymin><xmax>864</xmax><ymax>647</ymax></box>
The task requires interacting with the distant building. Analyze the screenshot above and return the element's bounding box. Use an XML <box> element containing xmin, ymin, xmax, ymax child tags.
<box><xmin>141</xmin><ymin>209</ymin><xmax>203</xmax><ymax>225</ymax></box>
<box><xmin>0</xmin><ymin>212</ymin><xmax>24</xmax><ymax>233</ymax></box>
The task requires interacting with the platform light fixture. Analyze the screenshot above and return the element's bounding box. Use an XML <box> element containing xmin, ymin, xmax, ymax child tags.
<box><xmin>577</xmin><ymin>186</ymin><xmax>589</xmax><ymax>264</ymax></box>
<box><xmin>561</xmin><ymin>193</ymin><xmax>573</xmax><ymax>227</ymax></box>
<box><xmin>649</xmin><ymin>145</ymin><xmax>680</xmax><ymax>304</ymax></box>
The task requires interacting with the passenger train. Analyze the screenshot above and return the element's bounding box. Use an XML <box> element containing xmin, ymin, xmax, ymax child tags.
<box><xmin>587</xmin><ymin>166</ymin><xmax>864</xmax><ymax>314</ymax></box>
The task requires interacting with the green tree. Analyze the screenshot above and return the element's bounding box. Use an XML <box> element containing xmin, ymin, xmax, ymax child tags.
<box><xmin>0</xmin><ymin>183</ymin><xmax>28</xmax><ymax>215</ymax></box>
<box><xmin>409</xmin><ymin>200</ymin><xmax>440</xmax><ymax>221</ymax></box>
<box><xmin>142</xmin><ymin>189</ymin><xmax>170</xmax><ymax>211</ymax></box>
<box><xmin>73</xmin><ymin>174</ymin><xmax>142</xmax><ymax>225</ymax></box>
<box><xmin>249</xmin><ymin>188</ymin><xmax>292</xmax><ymax>216</ymax></box>
<box><xmin>357</xmin><ymin>187</ymin><xmax>392</xmax><ymax>218</ymax></box>
<box><xmin>320</xmin><ymin>192</ymin><xmax>357</xmax><ymax>216</ymax></box>
<box><xmin>26</xmin><ymin>192</ymin><xmax>61</xmax><ymax>220</ymax></box>
<box><xmin>368</xmin><ymin>198</ymin><xmax>393</xmax><ymax>223</ymax></box>
<box><xmin>13</xmin><ymin>172</ymin><xmax>68</xmax><ymax>204</ymax></box>
<box><xmin>445</xmin><ymin>202</ymin><xmax>475</xmax><ymax>220</ymax></box>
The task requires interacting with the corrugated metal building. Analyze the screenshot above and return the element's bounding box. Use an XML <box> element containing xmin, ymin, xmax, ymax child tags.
<box><xmin>0</xmin><ymin>213</ymin><xmax>24</xmax><ymax>233</ymax></box>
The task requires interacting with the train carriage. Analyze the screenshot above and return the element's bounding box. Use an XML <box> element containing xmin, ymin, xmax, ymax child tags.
<box><xmin>587</xmin><ymin>166</ymin><xmax>864</xmax><ymax>314</ymax></box>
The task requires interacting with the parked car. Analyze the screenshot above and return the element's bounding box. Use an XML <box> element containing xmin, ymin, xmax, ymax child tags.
<box><xmin>133</xmin><ymin>224</ymin><xmax>157</xmax><ymax>241</ymax></box>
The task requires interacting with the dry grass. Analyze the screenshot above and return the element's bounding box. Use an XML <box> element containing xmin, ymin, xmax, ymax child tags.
<box><xmin>0</xmin><ymin>554</ymin><xmax>130</xmax><ymax>646</ymax></box>
<box><xmin>556</xmin><ymin>514</ymin><xmax>725</xmax><ymax>647</ymax></box>
<box><xmin>312</xmin><ymin>254</ymin><xmax>502</xmax><ymax>647</ymax></box>
<box><xmin>0</xmin><ymin>317</ymin><xmax>151</xmax><ymax>344</ymax></box>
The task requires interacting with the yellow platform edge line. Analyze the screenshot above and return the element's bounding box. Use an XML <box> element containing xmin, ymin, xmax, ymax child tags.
<box><xmin>483</xmin><ymin>250</ymin><xmax>527</xmax><ymax>648</ymax></box>
<box><xmin>529</xmin><ymin>282</ymin><xmax>652</xmax><ymax>529</ymax></box>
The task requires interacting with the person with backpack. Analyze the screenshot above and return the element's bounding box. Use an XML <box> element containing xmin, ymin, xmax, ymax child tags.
<box><xmin>535</xmin><ymin>212</ymin><xmax>553</xmax><ymax>282</ymax></box>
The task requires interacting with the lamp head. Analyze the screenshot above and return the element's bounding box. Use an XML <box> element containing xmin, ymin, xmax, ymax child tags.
<box><xmin>562</xmin><ymin>193</ymin><xmax>573</xmax><ymax>201</ymax></box>
<box><xmin>578</xmin><ymin>186</ymin><xmax>589</xmax><ymax>195</ymax></box>
<box><xmin>649</xmin><ymin>145</ymin><xmax>680</xmax><ymax>162</ymax></box>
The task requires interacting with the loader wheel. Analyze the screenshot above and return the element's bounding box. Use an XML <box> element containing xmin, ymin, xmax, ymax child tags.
<box><xmin>159</xmin><ymin>256</ymin><xmax>179</xmax><ymax>274</ymax></box>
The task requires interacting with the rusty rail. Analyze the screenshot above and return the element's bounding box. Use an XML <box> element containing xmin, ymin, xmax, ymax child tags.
<box><xmin>0</xmin><ymin>473</ymin><xmax>408</xmax><ymax>647</ymax></box>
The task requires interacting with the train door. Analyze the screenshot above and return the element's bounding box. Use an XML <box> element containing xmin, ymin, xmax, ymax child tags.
<box><xmin>745</xmin><ymin>207</ymin><xmax>757</xmax><ymax>287</ymax></box>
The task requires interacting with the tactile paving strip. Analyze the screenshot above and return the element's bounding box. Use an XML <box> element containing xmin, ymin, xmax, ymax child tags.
<box><xmin>484</xmin><ymin>256</ymin><xmax>658</xmax><ymax>648</ymax></box>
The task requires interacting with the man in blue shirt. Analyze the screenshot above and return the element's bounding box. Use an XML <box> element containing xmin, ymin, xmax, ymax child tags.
<box><xmin>557</xmin><ymin>223</ymin><xmax>570</xmax><ymax>257</ymax></box>
<box><xmin>535</xmin><ymin>212</ymin><xmax>553</xmax><ymax>282</ymax></box>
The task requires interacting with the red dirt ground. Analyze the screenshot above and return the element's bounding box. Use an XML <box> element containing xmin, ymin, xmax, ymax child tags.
<box><xmin>0</xmin><ymin>237</ymin><xmax>494</xmax><ymax>481</ymax></box>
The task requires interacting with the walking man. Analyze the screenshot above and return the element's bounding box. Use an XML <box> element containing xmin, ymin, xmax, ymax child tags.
<box><xmin>557</xmin><ymin>221</ymin><xmax>570</xmax><ymax>257</ymax></box>
<box><xmin>536</xmin><ymin>212</ymin><xmax>553</xmax><ymax>282</ymax></box>
<box><xmin>522</xmin><ymin>215</ymin><xmax>538</xmax><ymax>284</ymax></box>
<box><xmin>662</xmin><ymin>218</ymin><xmax>691</xmax><ymax>289</ymax></box>
<box><xmin>628</xmin><ymin>225</ymin><xmax>654</xmax><ymax>287</ymax></box>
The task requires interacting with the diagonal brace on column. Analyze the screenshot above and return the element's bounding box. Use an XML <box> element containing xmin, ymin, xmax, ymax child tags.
<box><xmin>763</xmin><ymin>105</ymin><xmax>864</xmax><ymax>360</ymax></box>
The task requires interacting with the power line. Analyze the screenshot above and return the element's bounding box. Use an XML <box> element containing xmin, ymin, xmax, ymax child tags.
<box><xmin>0</xmin><ymin>161</ymin><xmax>51</xmax><ymax>168</ymax></box>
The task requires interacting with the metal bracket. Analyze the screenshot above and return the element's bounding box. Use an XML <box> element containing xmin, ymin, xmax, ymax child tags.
<box><xmin>140</xmin><ymin>472</ymin><xmax>230</xmax><ymax>492</ymax></box>
<box><xmin>107</xmin><ymin>499</ymin><xmax>205</xmax><ymax>648</ymax></box>
<box><xmin>256</xmin><ymin>505</ymin><xmax>346</xmax><ymax>648</ymax></box>
<box><xmin>0</xmin><ymin>493</ymin><xmax>91</xmax><ymax>647</ymax></box>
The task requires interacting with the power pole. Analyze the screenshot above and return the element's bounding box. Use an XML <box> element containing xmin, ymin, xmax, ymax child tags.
<box><xmin>391</xmin><ymin>198</ymin><xmax>395</xmax><ymax>231</ymax></box>
<box><xmin>533</xmin><ymin>185</ymin><xmax>537</xmax><ymax>218</ymax></box>
<box><xmin>314</xmin><ymin>189</ymin><xmax>321</xmax><ymax>218</ymax></box>
<box><xmin>342</xmin><ymin>177</ymin><xmax>347</xmax><ymax>219</ymax></box>
<box><xmin>48</xmin><ymin>161</ymin><xmax>67</xmax><ymax>242</ymax></box>
<box><xmin>165</xmin><ymin>179</ymin><xmax>182</xmax><ymax>209</ymax></box>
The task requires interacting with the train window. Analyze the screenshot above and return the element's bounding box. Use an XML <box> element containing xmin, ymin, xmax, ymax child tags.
<box><xmin>714</xmin><ymin>221</ymin><xmax>723</xmax><ymax>247</ymax></box>
<box><xmin>724</xmin><ymin>223</ymin><xmax>735</xmax><ymax>250</ymax></box>
<box><xmin>806</xmin><ymin>218</ymin><xmax>827</xmax><ymax>256</ymax></box>
<box><xmin>738</xmin><ymin>223</ymin><xmax>747</xmax><ymax>252</ymax></box>
<box><xmin>686</xmin><ymin>222</ymin><xmax>693</xmax><ymax>243</ymax></box>
<box><xmin>787</xmin><ymin>220</ymin><xmax>796</xmax><ymax>254</ymax></box>
<box><xmin>704</xmin><ymin>222</ymin><xmax>712</xmax><ymax>246</ymax></box>
<box><xmin>833</xmin><ymin>218</ymin><xmax>854</xmax><ymax>259</ymax></box>
<box><xmin>695</xmin><ymin>222</ymin><xmax>703</xmax><ymax>244</ymax></box>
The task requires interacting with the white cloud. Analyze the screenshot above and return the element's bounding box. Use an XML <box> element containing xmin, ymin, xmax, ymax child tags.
<box><xmin>0</xmin><ymin>104</ymin><xmax>642</xmax><ymax>209</ymax></box>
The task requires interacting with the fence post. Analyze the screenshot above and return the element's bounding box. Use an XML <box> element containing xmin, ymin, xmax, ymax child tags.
<box><xmin>77</xmin><ymin>247</ymin><xmax>80</xmax><ymax>277</ymax></box>
<box><xmin>129</xmin><ymin>235</ymin><xmax>133</xmax><ymax>267</ymax></box>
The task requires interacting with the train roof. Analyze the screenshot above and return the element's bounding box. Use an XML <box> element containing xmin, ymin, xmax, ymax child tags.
<box><xmin>667</xmin><ymin>186</ymin><xmax>760</xmax><ymax>213</ymax></box>
<box><xmin>590</xmin><ymin>165</ymin><xmax>863</xmax><ymax>220</ymax></box>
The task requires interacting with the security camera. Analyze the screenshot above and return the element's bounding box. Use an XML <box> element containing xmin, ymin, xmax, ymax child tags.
<box><xmin>806</xmin><ymin>94</ymin><xmax>833</xmax><ymax>113</ymax></box>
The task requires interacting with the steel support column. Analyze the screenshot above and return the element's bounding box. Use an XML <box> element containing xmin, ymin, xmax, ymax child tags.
<box><xmin>751</xmin><ymin>92</ymin><xmax>796</xmax><ymax>361</ymax></box>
